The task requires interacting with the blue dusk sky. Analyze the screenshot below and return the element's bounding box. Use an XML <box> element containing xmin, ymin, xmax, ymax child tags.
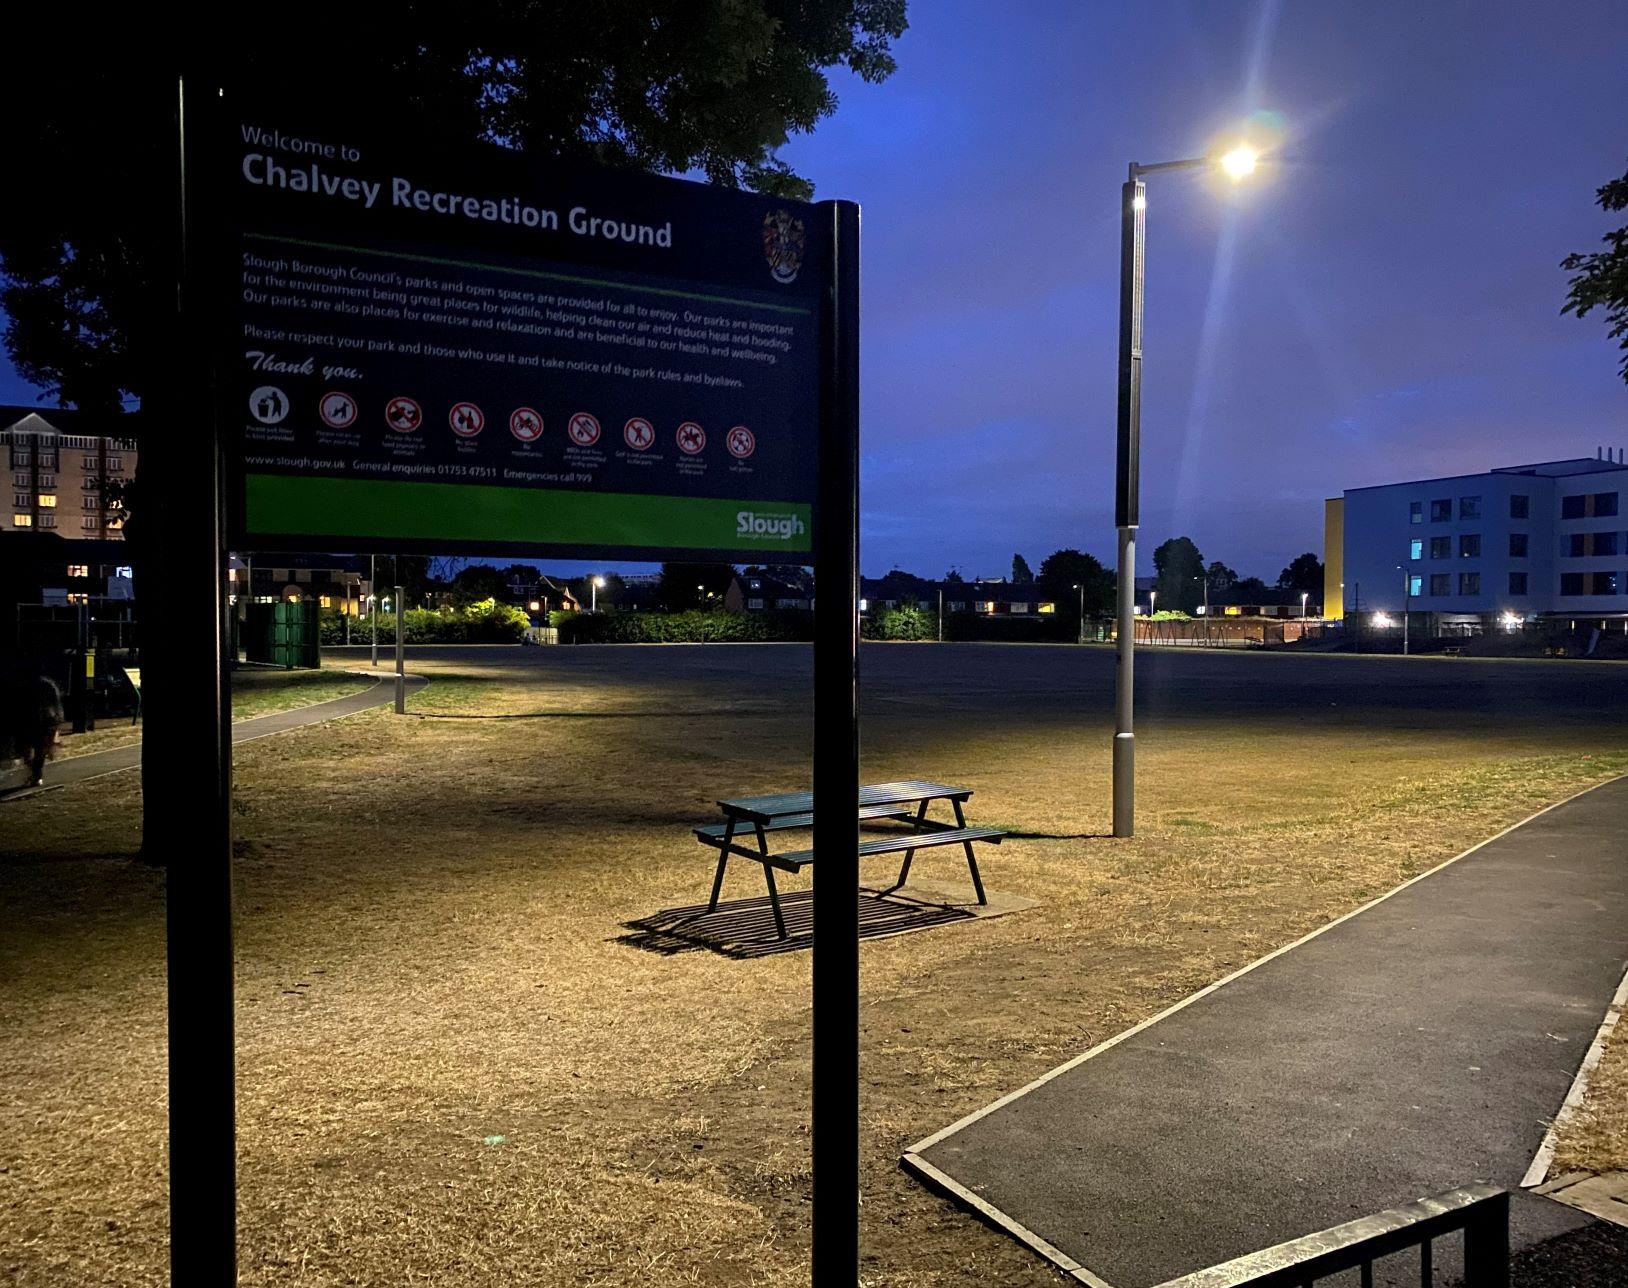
<box><xmin>4</xmin><ymin>1</ymin><xmax>1625</xmax><ymax>583</ymax></box>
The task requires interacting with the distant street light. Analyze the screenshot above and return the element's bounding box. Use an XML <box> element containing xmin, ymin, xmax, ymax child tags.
<box><xmin>1113</xmin><ymin>140</ymin><xmax>1265</xmax><ymax>838</ymax></box>
<box><xmin>1397</xmin><ymin>564</ymin><xmax>1411</xmax><ymax>656</ymax></box>
<box><xmin>591</xmin><ymin>575</ymin><xmax>606</xmax><ymax>613</ymax></box>
<box><xmin>1073</xmin><ymin>583</ymin><xmax>1085</xmax><ymax>645</ymax></box>
<box><xmin>1301</xmin><ymin>590</ymin><xmax>1309</xmax><ymax>619</ymax></box>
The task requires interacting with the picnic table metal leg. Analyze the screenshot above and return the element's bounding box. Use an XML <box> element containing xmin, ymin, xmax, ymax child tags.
<box><xmin>706</xmin><ymin>819</ymin><xmax>737</xmax><ymax>912</ymax></box>
<box><xmin>763</xmin><ymin>865</ymin><xmax>788</xmax><ymax>939</ymax></box>
<box><xmin>885</xmin><ymin>802</ymin><xmax>930</xmax><ymax>893</ymax></box>
<box><xmin>952</xmin><ymin>798</ymin><xmax>988</xmax><ymax>905</ymax></box>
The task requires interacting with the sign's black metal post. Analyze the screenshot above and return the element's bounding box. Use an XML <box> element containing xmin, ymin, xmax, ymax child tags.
<box><xmin>394</xmin><ymin>586</ymin><xmax>405</xmax><ymax>713</ymax></box>
<box><xmin>1112</xmin><ymin>171</ymin><xmax>1146</xmax><ymax>839</ymax></box>
<box><xmin>811</xmin><ymin>198</ymin><xmax>861</xmax><ymax>1283</ymax></box>
<box><xmin>165</xmin><ymin>75</ymin><xmax>239</xmax><ymax>1285</ymax></box>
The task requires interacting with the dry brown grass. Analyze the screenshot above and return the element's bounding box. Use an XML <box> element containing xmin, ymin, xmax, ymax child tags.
<box><xmin>1552</xmin><ymin>989</ymin><xmax>1628</xmax><ymax>1177</ymax></box>
<box><xmin>2</xmin><ymin>645</ymin><xmax>1625</xmax><ymax>1286</ymax></box>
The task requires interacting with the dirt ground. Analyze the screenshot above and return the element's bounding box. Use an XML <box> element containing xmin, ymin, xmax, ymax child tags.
<box><xmin>2</xmin><ymin>643</ymin><xmax>1625</xmax><ymax>1286</ymax></box>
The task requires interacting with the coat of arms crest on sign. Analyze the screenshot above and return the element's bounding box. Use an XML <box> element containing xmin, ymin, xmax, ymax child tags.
<box><xmin>762</xmin><ymin>210</ymin><xmax>806</xmax><ymax>284</ymax></box>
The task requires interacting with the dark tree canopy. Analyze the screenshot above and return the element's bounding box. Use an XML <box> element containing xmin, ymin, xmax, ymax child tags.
<box><xmin>1152</xmin><ymin>536</ymin><xmax>1206</xmax><ymax>613</ymax></box>
<box><xmin>0</xmin><ymin>3</ymin><xmax>908</xmax><ymax>410</ymax></box>
<box><xmin>449</xmin><ymin>564</ymin><xmax>511</xmax><ymax>605</ymax></box>
<box><xmin>1011</xmin><ymin>553</ymin><xmax>1034</xmax><ymax>583</ymax></box>
<box><xmin>657</xmin><ymin>562</ymin><xmax>736</xmax><ymax>611</ymax></box>
<box><xmin>1205</xmin><ymin>561</ymin><xmax>1239</xmax><ymax>592</ymax></box>
<box><xmin>1037</xmin><ymin>548</ymin><xmax>1112</xmax><ymax>614</ymax></box>
<box><xmin>1276</xmin><ymin>552</ymin><xmax>1324</xmax><ymax>594</ymax></box>
<box><xmin>1562</xmin><ymin>159</ymin><xmax>1628</xmax><ymax>384</ymax></box>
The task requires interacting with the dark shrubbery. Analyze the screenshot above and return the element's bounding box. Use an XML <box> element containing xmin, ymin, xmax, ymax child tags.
<box><xmin>557</xmin><ymin>610</ymin><xmax>813</xmax><ymax>644</ymax></box>
<box><xmin>319</xmin><ymin>600</ymin><xmax>530</xmax><ymax>645</ymax></box>
<box><xmin>862</xmin><ymin>604</ymin><xmax>936</xmax><ymax>641</ymax></box>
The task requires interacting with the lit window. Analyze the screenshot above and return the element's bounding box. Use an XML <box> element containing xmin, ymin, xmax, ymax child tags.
<box><xmin>1410</xmin><ymin>539</ymin><xmax>1423</xmax><ymax>560</ymax></box>
<box><xmin>67</xmin><ymin>565</ymin><xmax>89</xmax><ymax>577</ymax></box>
<box><xmin>319</xmin><ymin>596</ymin><xmax>332</xmax><ymax>608</ymax></box>
<box><xmin>1037</xmin><ymin>603</ymin><xmax>1056</xmax><ymax>614</ymax></box>
<box><xmin>37</xmin><ymin>493</ymin><xmax>56</xmax><ymax>507</ymax></box>
<box><xmin>1409</xmin><ymin>575</ymin><xmax>1423</xmax><ymax>597</ymax></box>
<box><xmin>13</xmin><ymin>513</ymin><xmax>32</xmax><ymax>527</ymax></box>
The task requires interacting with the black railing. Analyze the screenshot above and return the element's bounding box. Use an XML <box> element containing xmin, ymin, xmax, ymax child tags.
<box><xmin>1153</xmin><ymin>1185</ymin><xmax>1508</xmax><ymax>1288</ymax></box>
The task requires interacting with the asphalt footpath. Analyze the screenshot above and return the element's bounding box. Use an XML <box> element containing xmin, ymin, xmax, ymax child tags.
<box><xmin>906</xmin><ymin>776</ymin><xmax>1628</xmax><ymax>1288</ymax></box>
<box><xmin>6</xmin><ymin>672</ymin><xmax>424</xmax><ymax>793</ymax></box>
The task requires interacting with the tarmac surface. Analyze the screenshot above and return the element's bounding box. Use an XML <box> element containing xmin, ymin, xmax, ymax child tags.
<box><xmin>907</xmin><ymin>773</ymin><xmax>1628</xmax><ymax>1287</ymax></box>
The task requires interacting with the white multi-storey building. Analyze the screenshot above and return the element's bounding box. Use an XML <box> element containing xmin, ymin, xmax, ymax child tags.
<box><xmin>1326</xmin><ymin>449</ymin><xmax>1628</xmax><ymax>625</ymax></box>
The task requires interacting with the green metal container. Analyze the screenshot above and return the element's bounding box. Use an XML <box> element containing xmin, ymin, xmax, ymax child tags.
<box><xmin>244</xmin><ymin>600</ymin><xmax>321</xmax><ymax>668</ymax></box>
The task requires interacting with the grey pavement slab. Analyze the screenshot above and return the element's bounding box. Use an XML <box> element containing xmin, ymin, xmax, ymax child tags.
<box><xmin>908</xmin><ymin>776</ymin><xmax>1628</xmax><ymax>1287</ymax></box>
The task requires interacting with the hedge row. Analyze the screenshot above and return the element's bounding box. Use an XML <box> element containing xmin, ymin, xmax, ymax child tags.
<box><xmin>556</xmin><ymin>609</ymin><xmax>813</xmax><ymax>643</ymax></box>
<box><xmin>320</xmin><ymin>601</ymin><xmax>530</xmax><ymax>645</ymax></box>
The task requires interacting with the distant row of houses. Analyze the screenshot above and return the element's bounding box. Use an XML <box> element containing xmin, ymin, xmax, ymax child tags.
<box><xmin>724</xmin><ymin>569</ymin><xmax>1320</xmax><ymax>618</ymax></box>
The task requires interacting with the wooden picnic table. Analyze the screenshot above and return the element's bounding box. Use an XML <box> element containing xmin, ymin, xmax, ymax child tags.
<box><xmin>695</xmin><ymin>780</ymin><xmax>1005</xmax><ymax>939</ymax></box>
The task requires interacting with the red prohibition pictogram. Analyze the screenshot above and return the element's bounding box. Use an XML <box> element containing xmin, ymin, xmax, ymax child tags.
<box><xmin>676</xmin><ymin>421</ymin><xmax>707</xmax><ymax>455</ymax></box>
<box><xmin>449</xmin><ymin>401</ymin><xmax>485</xmax><ymax>437</ymax></box>
<box><xmin>623</xmin><ymin>417</ymin><xmax>655</xmax><ymax>451</ymax></box>
<box><xmin>385</xmin><ymin>396</ymin><xmax>422</xmax><ymax>433</ymax></box>
<box><xmin>509</xmin><ymin>407</ymin><xmax>543</xmax><ymax>442</ymax></box>
<box><xmin>725</xmin><ymin>425</ymin><xmax>756</xmax><ymax>459</ymax></box>
<box><xmin>318</xmin><ymin>391</ymin><xmax>357</xmax><ymax>429</ymax></box>
<box><xmin>567</xmin><ymin>412</ymin><xmax>602</xmax><ymax>447</ymax></box>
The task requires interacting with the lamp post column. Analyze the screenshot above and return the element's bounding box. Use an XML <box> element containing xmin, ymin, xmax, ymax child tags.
<box><xmin>1112</xmin><ymin>168</ymin><xmax>1146</xmax><ymax>838</ymax></box>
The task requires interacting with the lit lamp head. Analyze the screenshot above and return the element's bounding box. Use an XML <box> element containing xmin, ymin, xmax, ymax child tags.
<box><xmin>592</xmin><ymin>576</ymin><xmax>606</xmax><ymax>587</ymax></box>
<box><xmin>1219</xmin><ymin>144</ymin><xmax>1260</xmax><ymax>182</ymax></box>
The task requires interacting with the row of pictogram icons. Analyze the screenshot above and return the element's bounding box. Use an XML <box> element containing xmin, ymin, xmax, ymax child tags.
<box><xmin>253</xmin><ymin>386</ymin><xmax>760</xmax><ymax>457</ymax></box>
<box><xmin>311</xmin><ymin>390</ymin><xmax>754</xmax><ymax>457</ymax></box>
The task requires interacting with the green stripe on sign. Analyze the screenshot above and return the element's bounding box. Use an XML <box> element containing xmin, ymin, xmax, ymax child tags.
<box><xmin>244</xmin><ymin>473</ymin><xmax>813</xmax><ymax>552</ymax></box>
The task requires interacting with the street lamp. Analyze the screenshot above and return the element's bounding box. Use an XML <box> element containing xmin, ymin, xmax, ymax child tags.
<box><xmin>1301</xmin><ymin>590</ymin><xmax>1309</xmax><ymax>619</ymax></box>
<box><xmin>591</xmin><ymin>575</ymin><xmax>606</xmax><ymax>613</ymax></box>
<box><xmin>1398</xmin><ymin>565</ymin><xmax>1411</xmax><ymax>655</ymax></box>
<box><xmin>1112</xmin><ymin>141</ymin><xmax>1263</xmax><ymax>838</ymax></box>
<box><xmin>1073</xmin><ymin>583</ymin><xmax>1085</xmax><ymax>645</ymax></box>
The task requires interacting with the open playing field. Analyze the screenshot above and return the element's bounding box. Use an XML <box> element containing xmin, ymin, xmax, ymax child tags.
<box><xmin>3</xmin><ymin>643</ymin><xmax>1627</xmax><ymax>1286</ymax></box>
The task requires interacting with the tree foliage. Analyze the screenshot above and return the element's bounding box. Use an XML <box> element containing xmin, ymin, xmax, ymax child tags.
<box><xmin>1562</xmin><ymin>160</ymin><xmax>1628</xmax><ymax>384</ymax></box>
<box><xmin>1010</xmin><ymin>553</ymin><xmax>1034</xmax><ymax>583</ymax></box>
<box><xmin>449</xmin><ymin>563</ymin><xmax>511</xmax><ymax>605</ymax></box>
<box><xmin>1036</xmin><ymin>548</ymin><xmax>1112</xmax><ymax>614</ymax></box>
<box><xmin>1152</xmin><ymin>536</ymin><xmax>1206</xmax><ymax>613</ymax></box>
<box><xmin>0</xmin><ymin>3</ymin><xmax>908</xmax><ymax>408</ymax></box>
<box><xmin>1276</xmin><ymin>552</ymin><xmax>1324</xmax><ymax>594</ymax></box>
<box><xmin>657</xmin><ymin>561</ymin><xmax>736</xmax><ymax>611</ymax></box>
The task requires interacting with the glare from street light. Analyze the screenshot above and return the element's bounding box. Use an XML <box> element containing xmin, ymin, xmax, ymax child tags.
<box><xmin>1131</xmin><ymin>192</ymin><xmax>1147</xmax><ymax>211</ymax></box>
<box><xmin>1219</xmin><ymin>144</ymin><xmax>1259</xmax><ymax>181</ymax></box>
<box><xmin>592</xmin><ymin>575</ymin><xmax>606</xmax><ymax>587</ymax></box>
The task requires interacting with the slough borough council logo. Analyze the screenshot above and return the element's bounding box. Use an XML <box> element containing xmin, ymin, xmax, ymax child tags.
<box><xmin>762</xmin><ymin>210</ymin><xmax>806</xmax><ymax>284</ymax></box>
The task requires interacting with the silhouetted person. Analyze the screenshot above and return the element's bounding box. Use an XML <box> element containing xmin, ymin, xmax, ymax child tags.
<box><xmin>3</xmin><ymin>669</ymin><xmax>64</xmax><ymax>788</ymax></box>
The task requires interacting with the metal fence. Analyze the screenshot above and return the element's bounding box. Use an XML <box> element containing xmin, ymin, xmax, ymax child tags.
<box><xmin>1152</xmin><ymin>1185</ymin><xmax>1508</xmax><ymax>1288</ymax></box>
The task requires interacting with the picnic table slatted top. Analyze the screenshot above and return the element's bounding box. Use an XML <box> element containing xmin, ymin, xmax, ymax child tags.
<box><xmin>717</xmin><ymin>779</ymin><xmax>971</xmax><ymax>824</ymax></box>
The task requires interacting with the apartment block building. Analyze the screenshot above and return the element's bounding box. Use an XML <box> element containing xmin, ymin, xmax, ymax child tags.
<box><xmin>3</xmin><ymin>411</ymin><xmax>137</xmax><ymax>540</ymax></box>
<box><xmin>1327</xmin><ymin>449</ymin><xmax>1628</xmax><ymax>624</ymax></box>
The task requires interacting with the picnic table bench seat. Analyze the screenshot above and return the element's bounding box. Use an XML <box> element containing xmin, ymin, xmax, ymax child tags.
<box><xmin>695</xmin><ymin>781</ymin><xmax>1004</xmax><ymax>939</ymax></box>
